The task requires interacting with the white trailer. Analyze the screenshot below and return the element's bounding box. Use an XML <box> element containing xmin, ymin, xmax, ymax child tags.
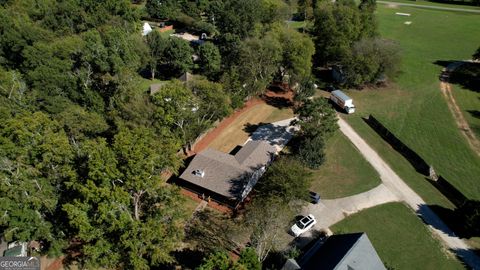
<box><xmin>330</xmin><ymin>90</ymin><xmax>355</xmax><ymax>114</ymax></box>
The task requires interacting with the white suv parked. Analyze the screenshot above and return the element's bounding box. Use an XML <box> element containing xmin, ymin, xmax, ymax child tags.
<box><xmin>291</xmin><ymin>214</ymin><xmax>316</xmax><ymax>237</ymax></box>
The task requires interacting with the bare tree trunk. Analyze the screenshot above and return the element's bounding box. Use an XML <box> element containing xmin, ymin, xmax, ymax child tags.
<box><xmin>133</xmin><ymin>190</ymin><xmax>145</xmax><ymax>221</ymax></box>
<box><xmin>151</xmin><ymin>67</ymin><xmax>155</xmax><ymax>80</ymax></box>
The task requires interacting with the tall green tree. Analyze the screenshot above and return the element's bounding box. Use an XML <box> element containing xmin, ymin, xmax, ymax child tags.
<box><xmin>294</xmin><ymin>97</ymin><xmax>338</xmax><ymax>139</ymax></box>
<box><xmin>145</xmin><ymin>0</ymin><xmax>180</xmax><ymax>19</ymax></box>
<box><xmin>196</xmin><ymin>248</ymin><xmax>262</xmax><ymax>270</ymax></box>
<box><xmin>245</xmin><ymin>196</ymin><xmax>294</xmax><ymax>261</ymax></box>
<box><xmin>312</xmin><ymin>2</ymin><xmax>368</xmax><ymax>65</ymax></box>
<box><xmin>151</xmin><ymin>80</ymin><xmax>204</xmax><ymax>150</ymax></box>
<box><xmin>64</xmin><ymin>131</ymin><xmax>185</xmax><ymax>269</ymax></box>
<box><xmin>238</xmin><ymin>247</ymin><xmax>262</xmax><ymax>270</ymax></box>
<box><xmin>298</xmin><ymin>135</ymin><xmax>326</xmax><ymax>169</ymax></box>
<box><xmin>197</xmin><ymin>42</ymin><xmax>221</xmax><ymax>78</ymax></box>
<box><xmin>359</xmin><ymin>0</ymin><xmax>377</xmax><ymax>37</ymax></box>
<box><xmin>0</xmin><ymin>112</ymin><xmax>74</xmax><ymax>247</ymax></box>
<box><xmin>267</xmin><ymin>26</ymin><xmax>315</xmax><ymax>84</ymax></box>
<box><xmin>214</xmin><ymin>0</ymin><xmax>264</xmax><ymax>39</ymax></box>
<box><xmin>255</xmin><ymin>157</ymin><xmax>313</xmax><ymax>203</ymax></box>
<box><xmin>339</xmin><ymin>38</ymin><xmax>401</xmax><ymax>87</ymax></box>
<box><xmin>145</xmin><ymin>31</ymin><xmax>166</xmax><ymax>80</ymax></box>
<box><xmin>233</xmin><ymin>35</ymin><xmax>282</xmax><ymax>96</ymax></box>
<box><xmin>163</xmin><ymin>37</ymin><xmax>194</xmax><ymax>75</ymax></box>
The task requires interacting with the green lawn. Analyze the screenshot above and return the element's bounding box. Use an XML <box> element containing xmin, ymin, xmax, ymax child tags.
<box><xmin>342</xmin><ymin>5</ymin><xmax>480</xmax><ymax>203</ymax></box>
<box><xmin>332</xmin><ymin>203</ymin><xmax>465</xmax><ymax>270</ymax></box>
<box><xmin>138</xmin><ymin>77</ymin><xmax>166</xmax><ymax>92</ymax></box>
<box><xmin>379</xmin><ymin>0</ymin><xmax>480</xmax><ymax>10</ymax></box>
<box><xmin>286</xmin><ymin>20</ymin><xmax>307</xmax><ymax>30</ymax></box>
<box><xmin>310</xmin><ymin>132</ymin><xmax>382</xmax><ymax>199</ymax></box>
<box><xmin>182</xmin><ymin>195</ymin><xmax>200</xmax><ymax>218</ymax></box>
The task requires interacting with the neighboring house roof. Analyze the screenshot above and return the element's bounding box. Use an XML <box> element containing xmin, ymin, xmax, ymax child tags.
<box><xmin>4</xmin><ymin>243</ymin><xmax>27</xmax><ymax>257</ymax></box>
<box><xmin>149</xmin><ymin>82</ymin><xmax>167</xmax><ymax>95</ymax></box>
<box><xmin>178</xmin><ymin>72</ymin><xmax>194</xmax><ymax>83</ymax></box>
<box><xmin>142</xmin><ymin>22</ymin><xmax>152</xmax><ymax>36</ymax></box>
<box><xmin>281</xmin><ymin>259</ymin><xmax>301</xmax><ymax>270</ymax></box>
<box><xmin>299</xmin><ymin>233</ymin><xmax>386</xmax><ymax>270</ymax></box>
<box><xmin>179</xmin><ymin>140</ymin><xmax>276</xmax><ymax>201</ymax></box>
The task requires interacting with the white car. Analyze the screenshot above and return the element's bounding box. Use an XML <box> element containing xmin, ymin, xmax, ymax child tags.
<box><xmin>291</xmin><ymin>214</ymin><xmax>317</xmax><ymax>237</ymax></box>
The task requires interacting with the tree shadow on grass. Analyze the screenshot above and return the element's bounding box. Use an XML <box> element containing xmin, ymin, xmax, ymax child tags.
<box><xmin>263</xmin><ymin>94</ymin><xmax>293</xmax><ymax>109</ymax></box>
<box><xmin>433</xmin><ymin>60</ymin><xmax>457</xmax><ymax>68</ymax></box>
<box><xmin>467</xmin><ymin>110</ymin><xmax>480</xmax><ymax>119</ymax></box>
<box><xmin>449</xmin><ymin>62</ymin><xmax>480</xmax><ymax>92</ymax></box>
<box><xmin>415</xmin><ymin>204</ymin><xmax>480</xmax><ymax>267</ymax></box>
<box><xmin>434</xmin><ymin>60</ymin><xmax>480</xmax><ymax>92</ymax></box>
<box><xmin>420</xmin><ymin>204</ymin><xmax>480</xmax><ymax>239</ymax></box>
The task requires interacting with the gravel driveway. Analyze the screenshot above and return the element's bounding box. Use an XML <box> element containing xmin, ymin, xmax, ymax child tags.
<box><xmin>338</xmin><ymin>117</ymin><xmax>480</xmax><ymax>269</ymax></box>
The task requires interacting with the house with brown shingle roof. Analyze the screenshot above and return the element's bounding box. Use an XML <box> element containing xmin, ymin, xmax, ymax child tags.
<box><xmin>178</xmin><ymin>140</ymin><xmax>276</xmax><ymax>207</ymax></box>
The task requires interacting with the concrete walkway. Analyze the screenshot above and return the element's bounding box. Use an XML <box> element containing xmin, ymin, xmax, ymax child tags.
<box><xmin>338</xmin><ymin>117</ymin><xmax>480</xmax><ymax>269</ymax></box>
<box><xmin>378</xmin><ymin>0</ymin><xmax>480</xmax><ymax>13</ymax></box>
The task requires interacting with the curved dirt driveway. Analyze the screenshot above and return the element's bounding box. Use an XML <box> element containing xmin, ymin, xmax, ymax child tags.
<box><xmin>440</xmin><ymin>61</ymin><xmax>480</xmax><ymax>156</ymax></box>
<box><xmin>338</xmin><ymin>117</ymin><xmax>480</xmax><ymax>269</ymax></box>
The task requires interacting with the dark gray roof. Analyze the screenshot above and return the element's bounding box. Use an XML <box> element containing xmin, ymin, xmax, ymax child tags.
<box><xmin>282</xmin><ymin>259</ymin><xmax>301</xmax><ymax>270</ymax></box>
<box><xmin>179</xmin><ymin>140</ymin><xmax>276</xmax><ymax>200</ymax></box>
<box><xmin>150</xmin><ymin>82</ymin><xmax>167</xmax><ymax>95</ymax></box>
<box><xmin>300</xmin><ymin>233</ymin><xmax>386</xmax><ymax>270</ymax></box>
<box><xmin>235</xmin><ymin>140</ymin><xmax>274</xmax><ymax>168</ymax></box>
<box><xmin>178</xmin><ymin>72</ymin><xmax>194</xmax><ymax>82</ymax></box>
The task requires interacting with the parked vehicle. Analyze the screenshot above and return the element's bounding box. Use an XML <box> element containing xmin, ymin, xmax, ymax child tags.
<box><xmin>309</xmin><ymin>191</ymin><xmax>321</xmax><ymax>204</ymax></box>
<box><xmin>291</xmin><ymin>214</ymin><xmax>317</xmax><ymax>237</ymax></box>
<box><xmin>330</xmin><ymin>90</ymin><xmax>355</xmax><ymax>114</ymax></box>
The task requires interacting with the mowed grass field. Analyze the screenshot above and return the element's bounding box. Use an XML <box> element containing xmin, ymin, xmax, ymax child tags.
<box><xmin>381</xmin><ymin>0</ymin><xmax>480</xmax><ymax>10</ymax></box>
<box><xmin>332</xmin><ymin>203</ymin><xmax>465</xmax><ymax>269</ymax></box>
<box><xmin>343</xmin><ymin>4</ymin><xmax>480</xmax><ymax>201</ymax></box>
<box><xmin>310</xmin><ymin>132</ymin><xmax>381</xmax><ymax>199</ymax></box>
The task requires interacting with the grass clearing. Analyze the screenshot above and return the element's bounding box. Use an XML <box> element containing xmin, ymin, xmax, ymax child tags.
<box><xmin>138</xmin><ymin>77</ymin><xmax>165</xmax><ymax>92</ymax></box>
<box><xmin>380</xmin><ymin>0</ymin><xmax>480</xmax><ymax>11</ymax></box>
<box><xmin>286</xmin><ymin>20</ymin><xmax>306</xmax><ymax>29</ymax></box>
<box><xmin>342</xmin><ymin>5</ymin><xmax>480</xmax><ymax>202</ymax></box>
<box><xmin>310</xmin><ymin>132</ymin><xmax>382</xmax><ymax>199</ymax></box>
<box><xmin>332</xmin><ymin>203</ymin><xmax>465</xmax><ymax>269</ymax></box>
<box><xmin>182</xmin><ymin>196</ymin><xmax>200</xmax><ymax>217</ymax></box>
<box><xmin>208</xmin><ymin>103</ymin><xmax>293</xmax><ymax>153</ymax></box>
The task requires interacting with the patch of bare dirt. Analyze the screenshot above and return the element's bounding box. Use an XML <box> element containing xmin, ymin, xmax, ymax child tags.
<box><xmin>440</xmin><ymin>81</ymin><xmax>480</xmax><ymax>156</ymax></box>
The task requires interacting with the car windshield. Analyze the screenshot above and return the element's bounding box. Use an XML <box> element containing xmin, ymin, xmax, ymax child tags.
<box><xmin>295</xmin><ymin>220</ymin><xmax>307</xmax><ymax>229</ymax></box>
<box><xmin>296</xmin><ymin>217</ymin><xmax>311</xmax><ymax>229</ymax></box>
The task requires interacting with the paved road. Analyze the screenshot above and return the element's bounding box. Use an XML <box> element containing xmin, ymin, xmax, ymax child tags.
<box><xmin>378</xmin><ymin>0</ymin><xmax>480</xmax><ymax>13</ymax></box>
<box><xmin>338</xmin><ymin>117</ymin><xmax>480</xmax><ymax>269</ymax></box>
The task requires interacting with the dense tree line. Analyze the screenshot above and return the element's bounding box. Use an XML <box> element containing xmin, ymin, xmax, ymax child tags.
<box><xmin>311</xmin><ymin>0</ymin><xmax>400</xmax><ymax>87</ymax></box>
<box><xmin>0</xmin><ymin>0</ymin><xmax>314</xmax><ymax>268</ymax></box>
<box><xmin>1</xmin><ymin>0</ymin><xmax>399</xmax><ymax>268</ymax></box>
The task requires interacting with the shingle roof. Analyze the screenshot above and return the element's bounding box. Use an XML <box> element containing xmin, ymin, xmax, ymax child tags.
<box><xmin>234</xmin><ymin>140</ymin><xmax>274</xmax><ymax>168</ymax></box>
<box><xmin>179</xmin><ymin>140</ymin><xmax>276</xmax><ymax>200</ymax></box>
<box><xmin>300</xmin><ymin>233</ymin><xmax>386</xmax><ymax>270</ymax></box>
